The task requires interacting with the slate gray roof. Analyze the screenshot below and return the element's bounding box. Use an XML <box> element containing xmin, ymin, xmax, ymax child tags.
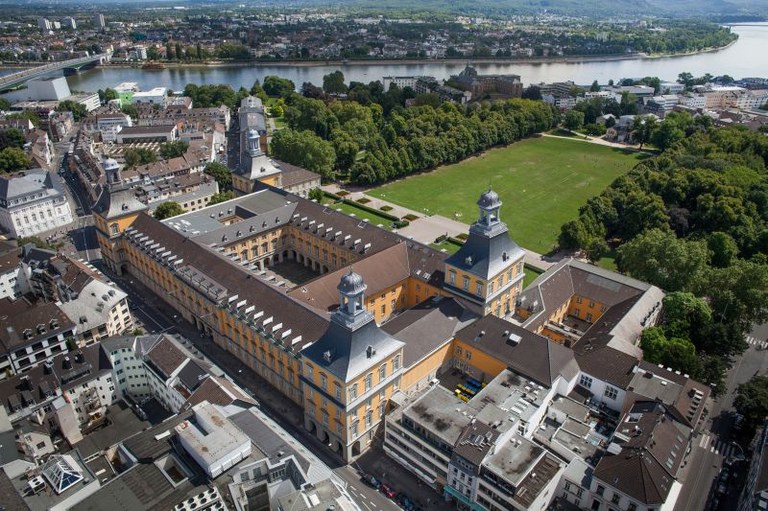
<box><xmin>383</xmin><ymin>296</ymin><xmax>478</xmax><ymax>367</ymax></box>
<box><xmin>92</xmin><ymin>185</ymin><xmax>147</xmax><ymax>220</ymax></box>
<box><xmin>144</xmin><ymin>335</ymin><xmax>188</xmax><ymax>380</ymax></box>
<box><xmin>301</xmin><ymin>316</ymin><xmax>404</xmax><ymax>383</ymax></box>
<box><xmin>445</xmin><ymin>222</ymin><xmax>525</xmax><ymax>281</ymax></box>
<box><xmin>594</xmin><ymin>401</ymin><xmax>688</xmax><ymax>505</ymax></box>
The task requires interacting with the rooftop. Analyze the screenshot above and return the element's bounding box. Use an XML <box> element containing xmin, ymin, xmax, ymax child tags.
<box><xmin>402</xmin><ymin>386</ymin><xmax>474</xmax><ymax>446</ymax></box>
<box><xmin>455</xmin><ymin>315</ymin><xmax>579</xmax><ymax>387</ymax></box>
<box><xmin>175</xmin><ymin>402</ymin><xmax>251</xmax><ymax>470</ymax></box>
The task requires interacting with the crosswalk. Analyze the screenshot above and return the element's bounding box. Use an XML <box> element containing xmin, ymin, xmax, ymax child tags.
<box><xmin>746</xmin><ymin>336</ymin><xmax>767</xmax><ymax>349</ymax></box>
<box><xmin>698</xmin><ymin>433</ymin><xmax>737</xmax><ymax>458</ymax></box>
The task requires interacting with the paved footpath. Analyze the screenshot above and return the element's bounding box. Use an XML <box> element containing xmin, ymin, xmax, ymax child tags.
<box><xmin>321</xmin><ymin>183</ymin><xmax>558</xmax><ymax>271</ymax></box>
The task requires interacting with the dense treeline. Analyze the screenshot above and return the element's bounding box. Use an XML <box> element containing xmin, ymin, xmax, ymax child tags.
<box><xmin>274</xmin><ymin>83</ymin><xmax>557</xmax><ymax>184</ymax></box>
<box><xmin>558</xmin><ymin>120</ymin><xmax>768</xmax><ymax>392</ymax></box>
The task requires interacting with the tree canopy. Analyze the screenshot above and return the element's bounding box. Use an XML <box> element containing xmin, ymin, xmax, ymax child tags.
<box><xmin>0</xmin><ymin>147</ymin><xmax>31</xmax><ymax>173</ymax></box>
<box><xmin>56</xmin><ymin>100</ymin><xmax>87</xmax><ymax>121</ymax></box>
<box><xmin>159</xmin><ymin>140</ymin><xmax>189</xmax><ymax>160</ymax></box>
<box><xmin>204</xmin><ymin>161</ymin><xmax>232</xmax><ymax>190</ymax></box>
<box><xmin>154</xmin><ymin>201</ymin><xmax>184</xmax><ymax>220</ymax></box>
<box><xmin>123</xmin><ymin>147</ymin><xmax>156</xmax><ymax>168</ymax></box>
<box><xmin>735</xmin><ymin>375</ymin><xmax>768</xmax><ymax>435</ymax></box>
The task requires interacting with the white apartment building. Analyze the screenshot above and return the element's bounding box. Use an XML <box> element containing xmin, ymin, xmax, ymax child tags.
<box><xmin>131</xmin><ymin>87</ymin><xmax>169</xmax><ymax>106</ymax></box>
<box><xmin>0</xmin><ymin>170</ymin><xmax>74</xmax><ymax>238</ymax></box>
<box><xmin>58</xmin><ymin>279</ymin><xmax>133</xmax><ymax>346</ymax></box>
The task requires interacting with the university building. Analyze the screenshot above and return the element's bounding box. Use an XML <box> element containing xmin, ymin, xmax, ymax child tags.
<box><xmin>93</xmin><ymin>180</ymin><xmax>708</xmax><ymax>511</ymax></box>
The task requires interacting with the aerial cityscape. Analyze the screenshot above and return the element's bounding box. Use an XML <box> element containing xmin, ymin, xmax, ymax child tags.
<box><xmin>0</xmin><ymin>1</ymin><xmax>767</xmax><ymax>511</ymax></box>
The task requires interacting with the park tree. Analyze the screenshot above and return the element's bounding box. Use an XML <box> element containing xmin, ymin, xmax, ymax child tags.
<box><xmin>631</xmin><ymin>115</ymin><xmax>656</xmax><ymax>149</ymax></box>
<box><xmin>521</xmin><ymin>85</ymin><xmax>542</xmax><ymax>100</ymax></box>
<box><xmin>0</xmin><ymin>147</ymin><xmax>31</xmax><ymax>173</ymax></box>
<box><xmin>154</xmin><ymin>201</ymin><xmax>184</xmax><ymax>220</ymax></box>
<box><xmin>323</xmin><ymin>71</ymin><xmax>347</xmax><ymax>95</ymax></box>
<box><xmin>563</xmin><ymin>110</ymin><xmax>584</xmax><ymax>133</ymax></box>
<box><xmin>590</xmin><ymin>80</ymin><xmax>600</xmax><ymax>92</ymax></box>
<box><xmin>677</xmin><ymin>72</ymin><xmax>695</xmax><ymax>88</ymax></box>
<box><xmin>0</xmin><ymin>97</ymin><xmax>10</xmax><ymax>111</ymax></box>
<box><xmin>249</xmin><ymin>80</ymin><xmax>268</xmax><ymax>102</ymax></box>
<box><xmin>56</xmin><ymin>100</ymin><xmax>87</xmax><ymax>121</ymax></box>
<box><xmin>640</xmin><ymin>327</ymin><xmax>701</xmax><ymax>378</ymax></box>
<box><xmin>708</xmin><ymin>232</ymin><xmax>739</xmax><ymax>268</ymax></box>
<box><xmin>616</xmin><ymin>228</ymin><xmax>709</xmax><ymax>292</ymax></box>
<box><xmin>661</xmin><ymin>291</ymin><xmax>712</xmax><ymax>342</ymax></box>
<box><xmin>98</xmin><ymin>88</ymin><xmax>118</xmax><ymax>103</ymax></box>
<box><xmin>204</xmin><ymin>162</ymin><xmax>232</xmax><ymax>190</ymax></box>
<box><xmin>263</xmin><ymin>76</ymin><xmax>296</xmax><ymax>98</ymax></box>
<box><xmin>121</xmin><ymin>104</ymin><xmax>138</xmax><ymax>119</ymax></box>
<box><xmin>734</xmin><ymin>375</ymin><xmax>768</xmax><ymax>434</ymax></box>
<box><xmin>651</xmin><ymin>120</ymin><xmax>685</xmax><ymax>151</ymax></box>
<box><xmin>270</xmin><ymin>129</ymin><xmax>336</xmax><ymax>179</ymax></box>
<box><xmin>159</xmin><ymin>140</ymin><xmax>189</xmax><ymax>159</ymax></box>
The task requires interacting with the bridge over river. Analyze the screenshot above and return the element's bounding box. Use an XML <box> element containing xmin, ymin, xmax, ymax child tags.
<box><xmin>0</xmin><ymin>53</ymin><xmax>111</xmax><ymax>92</ymax></box>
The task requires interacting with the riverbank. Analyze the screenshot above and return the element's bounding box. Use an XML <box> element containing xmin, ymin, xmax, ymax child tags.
<box><xmin>642</xmin><ymin>37</ymin><xmax>739</xmax><ymax>59</ymax></box>
<box><xmin>0</xmin><ymin>39</ymin><xmax>739</xmax><ymax>73</ymax></box>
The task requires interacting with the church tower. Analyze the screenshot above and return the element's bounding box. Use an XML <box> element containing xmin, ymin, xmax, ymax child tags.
<box><xmin>443</xmin><ymin>189</ymin><xmax>526</xmax><ymax>317</ymax></box>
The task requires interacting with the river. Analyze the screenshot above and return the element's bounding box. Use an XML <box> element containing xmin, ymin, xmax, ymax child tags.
<box><xmin>3</xmin><ymin>23</ymin><xmax>767</xmax><ymax>100</ymax></box>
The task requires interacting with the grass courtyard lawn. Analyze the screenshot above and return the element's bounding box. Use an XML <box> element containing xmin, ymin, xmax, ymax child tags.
<box><xmin>369</xmin><ymin>137</ymin><xmax>646</xmax><ymax>254</ymax></box>
<box><xmin>326</xmin><ymin>201</ymin><xmax>394</xmax><ymax>230</ymax></box>
<box><xmin>523</xmin><ymin>265</ymin><xmax>544</xmax><ymax>288</ymax></box>
<box><xmin>430</xmin><ymin>239</ymin><xmax>464</xmax><ymax>254</ymax></box>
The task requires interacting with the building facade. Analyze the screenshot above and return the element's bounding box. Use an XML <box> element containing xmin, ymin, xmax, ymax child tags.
<box><xmin>0</xmin><ymin>170</ymin><xmax>74</xmax><ymax>238</ymax></box>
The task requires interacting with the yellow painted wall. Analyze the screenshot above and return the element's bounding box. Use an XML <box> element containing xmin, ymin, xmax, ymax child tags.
<box><xmin>401</xmin><ymin>341</ymin><xmax>452</xmax><ymax>391</ymax></box>
<box><xmin>567</xmin><ymin>295</ymin><xmax>607</xmax><ymax>324</ymax></box>
<box><xmin>451</xmin><ymin>339</ymin><xmax>507</xmax><ymax>380</ymax></box>
<box><xmin>366</xmin><ymin>281</ymin><xmax>407</xmax><ymax>324</ymax></box>
<box><xmin>259</xmin><ymin>175</ymin><xmax>280</xmax><ymax>187</ymax></box>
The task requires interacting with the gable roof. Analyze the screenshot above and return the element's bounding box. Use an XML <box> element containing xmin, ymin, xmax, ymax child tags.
<box><xmin>144</xmin><ymin>335</ymin><xmax>187</xmax><ymax>380</ymax></box>
<box><xmin>289</xmin><ymin>243</ymin><xmax>411</xmax><ymax>314</ymax></box>
<box><xmin>383</xmin><ymin>296</ymin><xmax>477</xmax><ymax>367</ymax></box>
<box><xmin>455</xmin><ymin>315</ymin><xmax>578</xmax><ymax>387</ymax></box>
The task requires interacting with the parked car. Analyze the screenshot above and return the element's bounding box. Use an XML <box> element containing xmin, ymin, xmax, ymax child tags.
<box><xmin>360</xmin><ymin>473</ymin><xmax>380</xmax><ymax>489</ymax></box>
<box><xmin>397</xmin><ymin>494</ymin><xmax>416</xmax><ymax>510</ymax></box>
<box><xmin>733</xmin><ymin>414</ymin><xmax>745</xmax><ymax>431</ymax></box>
<box><xmin>379</xmin><ymin>483</ymin><xmax>397</xmax><ymax>499</ymax></box>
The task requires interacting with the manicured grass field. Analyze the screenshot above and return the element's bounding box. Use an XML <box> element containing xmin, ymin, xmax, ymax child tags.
<box><xmin>369</xmin><ymin>137</ymin><xmax>646</xmax><ymax>254</ymax></box>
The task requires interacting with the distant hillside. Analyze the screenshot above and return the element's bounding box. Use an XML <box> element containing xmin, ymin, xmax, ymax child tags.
<box><xmin>312</xmin><ymin>0</ymin><xmax>768</xmax><ymax>18</ymax></box>
<box><xmin>43</xmin><ymin>0</ymin><xmax>768</xmax><ymax>18</ymax></box>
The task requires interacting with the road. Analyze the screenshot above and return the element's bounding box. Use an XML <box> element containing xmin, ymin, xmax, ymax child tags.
<box><xmin>96</xmin><ymin>264</ymin><xmax>416</xmax><ymax>511</ymax></box>
<box><xmin>674</xmin><ymin>324</ymin><xmax>768</xmax><ymax>511</ymax></box>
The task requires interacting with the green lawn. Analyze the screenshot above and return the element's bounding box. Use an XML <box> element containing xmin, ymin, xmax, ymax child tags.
<box><xmin>369</xmin><ymin>137</ymin><xmax>646</xmax><ymax>254</ymax></box>
<box><xmin>326</xmin><ymin>201</ymin><xmax>394</xmax><ymax>230</ymax></box>
<box><xmin>524</xmin><ymin>265</ymin><xmax>544</xmax><ymax>288</ymax></box>
<box><xmin>430</xmin><ymin>238</ymin><xmax>464</xmax><ymax>254</ymax></box>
